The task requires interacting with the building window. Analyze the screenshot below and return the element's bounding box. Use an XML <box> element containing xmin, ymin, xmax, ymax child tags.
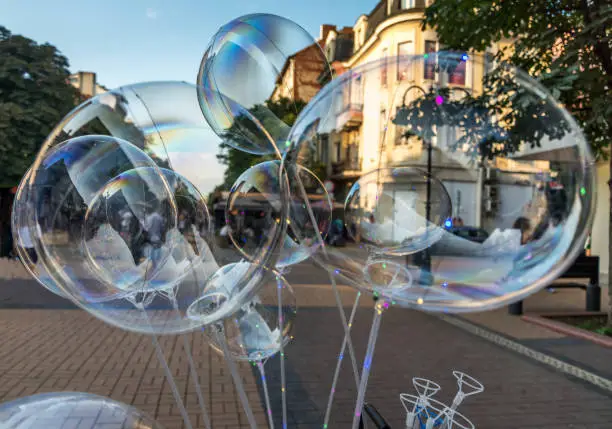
<box><xmin>353</xmin><ymin>74</ymin><xmax>363</xmax><ymax>106</ymax></box>
<box><xmin>381</xmin><ymin>48</ymin><xmax>388</xmax><ymax>86</ymax></box>
<box><xmin>401</xmin><ymin>0</ymin><xmax>415</xmax><ymax>9</ymax></box>
<box><xmin>380</xmin><ymin>109</ymin><xmax>387</xmax><ymax>147</ymax></box>
<box><xmin>321</xmin><ymin>137</ymin><xmax>329</xmax><ymax>165</ymax></box>
<box><xmin>449</xmin><ymin>57</ymin><xmax>467</xmax><ymax>85</ymax></box>
<box><xmin>424</xmin><ymin>40</ymin><xmax>437</xmax><ymax>80</ymax></box>
<box><xmin>397</xmin><ymin>41</ymin><xmax>413</xmax><ymax>80</ymax></box>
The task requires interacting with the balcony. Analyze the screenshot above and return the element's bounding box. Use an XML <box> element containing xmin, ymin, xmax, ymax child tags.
<box><xmin>336</xmin><ymin>103</ymin><xmax>364</xmax><ymax>131</ymax></box>
<box><xmin>331</xmin><ymin>157</ymin><xmax>362</xmax><ymax>179</ymax></box>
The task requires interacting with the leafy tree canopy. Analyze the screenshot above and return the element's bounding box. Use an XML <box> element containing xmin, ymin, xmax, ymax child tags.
<box><xmin>216</xmin><ymin>97</ymin><xmax>311</xmax><ymax>190</ymax></box>
<box><xmin>0</xmin><ymin>26</ymin><xmax>78</xmax><ymax>187</ymax></box>
<box><xmin>422</xmin><ymin>0</ymin><xmax>611</xmax><ymax>158</ymax></box>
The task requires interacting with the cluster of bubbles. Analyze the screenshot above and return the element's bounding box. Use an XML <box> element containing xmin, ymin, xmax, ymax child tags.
<box><xmin>6</xmin><ymin>10</ymin><xmax>596</xmax><ymax>429</ymax></box>
<box><xmin>10</xmin><ymin>13</ymin><xmax>332</xmax><ymax>356</ymax></box>
<box><xmin>11</xmin><ymin>12</ymin><xmax>596</xmax><ymax>342</ymax></box>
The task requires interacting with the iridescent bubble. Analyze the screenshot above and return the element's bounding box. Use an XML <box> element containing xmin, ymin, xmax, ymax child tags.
<box><xmin>285</xmin><ymin>52</ymin><xmax>595</xmax><ymax>312</ymax></box>
<box><xmin>20</xmin><ymin>136</ymin><xmax>214</xmax><ymax>334</ymax></box>
<box><xmin>26</xmin><ymin>135</ymin><xmax>176</xmax><ymax>302</ymax></box>
<box><xmin>226</xmin><ymin>160</ymin><xmax>332</xmax><ymax>268</ymax></box>
<box><xmin>203</xmin><ymin>268</ymin><xmax>296</xmax><ymax>362</ymax></box>
<box><xmin>345</xmin><ymin>167</ymin><xmax>451</xmax><ymax>257</ymax></box>
<box><xmin>33</xmin><ymin>80</ymin><xmax>284</xmax><ymax>284</ymax></box>
<box><xmin>83</xmin><ymin>167</ymin><xmax>178</xmax><ymax>292</ymax></box>
<box><xmin>197</xmin><ymin>13</ymin><xmax>331</xmax><ymax>155</ymax></box>
<box><xmin>0</xmin><ymin>392</ymin><xmax>163</xmax><ymax>429</ymax></box>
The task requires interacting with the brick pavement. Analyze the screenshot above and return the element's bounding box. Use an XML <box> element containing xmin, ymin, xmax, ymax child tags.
<box><xmin>1</xmin><ymin>258</ymin><xmax>612</xmax><ymax>428</ymax></box>
<box><xmin>0</xmin><ymin>309</ymin><xmax>268</xmax><ymax>429</ymax></box>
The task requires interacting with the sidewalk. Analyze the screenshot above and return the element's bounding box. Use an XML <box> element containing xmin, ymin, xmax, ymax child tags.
<box><xmin>273</xmin><ymin>262</ymin><xmax>612</xmax><ymax>428</ymax></box>
<box><xmin>0</xmin><ymin>259</ymin><xmax>611</xmax><ymax>428</ymax></box>
<box><xmin>461</xmin><ymin>281</ymin><xmax>612</xmax><ymax>381</ymax></box>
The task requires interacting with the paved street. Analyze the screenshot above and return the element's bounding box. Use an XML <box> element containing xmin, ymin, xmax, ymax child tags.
<box><xmin>0</xmin><ymin>258</ymin><xmax>611</xmax><ymax>428</ymax></box>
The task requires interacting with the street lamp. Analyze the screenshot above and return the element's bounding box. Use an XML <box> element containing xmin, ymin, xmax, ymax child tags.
<box><xmin>392</xmin><ymin>85</ymin><xmax>435</xmax><ymax>283</ymax></box>
<box><xmin>391</xmin><ymin>83</ymin><xmax>473</xmax><ymax>284</ymax></box>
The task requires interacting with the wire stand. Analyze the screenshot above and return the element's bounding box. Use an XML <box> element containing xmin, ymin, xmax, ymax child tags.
<box><xmin>216</xmin><ymin>325</ymin><xmax>258</xmax><ymax>429</ymax></box>
<box><xmin>351</xmin><ymin>299</ymin><xmax>387</xmax><ymax>429</ymax></box>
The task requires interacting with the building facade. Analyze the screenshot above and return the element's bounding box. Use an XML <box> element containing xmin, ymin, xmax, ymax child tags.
<box><xmin>314</xmin><ymin>0</ymin><xmax>566</xmax><ymax>238</ymax></box>
<box><xmin>69</xmin><ymin>71</ymin><xmax>107</xmax><ymax>99</ymax></box>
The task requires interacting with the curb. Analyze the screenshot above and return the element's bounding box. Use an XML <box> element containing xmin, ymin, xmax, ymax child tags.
<box><xmin>439</xmin><ymin>314</ymin><xmax>612</xmax><ymax>394</ymax></box>
<box><xmin>521</xmin><ymin>314</ymin><xmax>612</xmax><ymax>348</ymax></box>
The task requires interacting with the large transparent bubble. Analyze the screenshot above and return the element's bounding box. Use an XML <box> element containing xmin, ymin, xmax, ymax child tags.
<box><xmin>30</xmin><ymin>80</ymin><xmax>285</xmax><ymax>278</ymax></box>
<box><xmin>197</xmin><ymin>13</ymin><xmax>331</xmax><ymax>155</ymax></box>
<box><xmin>227</xmin><ymin>160</ymin><xmax>332</xmax><ymax>268</ymax></box>
<box><xmin>0</xmin><ymin>392</ymin><xmax>163</xmax><ymax>429</ymax></box>
<box><xmin>83</xmin><ymin>167</ymin><xmax>178</xmax><ymax>293</ymax></box>
<box><xmin>345</xmin><ymin>167</ymin><xmax>452</xmax><ymax>256</ymax></box>
<box><xmin>25</xmin><ymin>135</ymin><xmax>177</xmax><ymax>302</ymax></box>
<box><xmin>285</xmin><ymin>52</ymin><xmax>595</xmax><ymax>312</ymax></box>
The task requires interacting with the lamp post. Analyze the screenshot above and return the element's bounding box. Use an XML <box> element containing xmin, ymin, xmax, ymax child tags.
<box><xmin>392</xmin><ymin>85</ymin><xmax>434</xmax><ymax>282</ymax></box>
<box><xmin>391</xmin><ymin>83</ymin><xmax>473</xmax><ymax>284</ymax></box>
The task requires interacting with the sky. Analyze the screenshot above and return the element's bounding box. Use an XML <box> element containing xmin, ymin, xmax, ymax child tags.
<box><xmin>1</xmin><ymin>0</ymin><xmax>376</xmax><ymax>89</ymax></box>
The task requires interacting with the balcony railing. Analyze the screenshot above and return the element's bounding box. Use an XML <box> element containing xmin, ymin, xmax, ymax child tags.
<box><xmin>332</xmin><ymin>157</ymin><xmax>362</xmax><ymax>177</ymax></box>
<box><xmin>336</xmin><ymin>103</ymin><xmax>364</xmax><ymax>130</ymax></box>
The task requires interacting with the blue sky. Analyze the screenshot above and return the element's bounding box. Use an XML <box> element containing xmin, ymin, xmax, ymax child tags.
<box><xmin>1</xmin><ymin>0</ymin><xmax>376</xmax><ymax>89</ymax></box>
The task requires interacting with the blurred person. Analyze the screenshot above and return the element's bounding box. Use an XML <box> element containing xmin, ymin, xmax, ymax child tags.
<box><xmin>144</xmin><ymin>208</ymin><xmax>165</xmax><ymax>268</ymax></box>
<box><xmin>512</xmin><ymin>217</ymin><xmax>531</xmax><ymax>245</ymax></box>
<box><xmin>452</xmin><ymin>217</ymin><xmax>464</xmax><ymax>227</ymax></box>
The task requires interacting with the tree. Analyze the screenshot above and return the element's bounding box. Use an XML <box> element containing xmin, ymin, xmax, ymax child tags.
<box><xmin>422</xmin><ymin>1</ymin><xmax>611</xmax><ymax>320</ymax></box>
<box><xmin>0</xmin><ymin>26</ymin><xmax>78</xmax><ymax>256</ymax></box>
<box><xmin>216</xmin><ymin>97</ymin><xmax>313</xmax><ymax>189</ymax></box>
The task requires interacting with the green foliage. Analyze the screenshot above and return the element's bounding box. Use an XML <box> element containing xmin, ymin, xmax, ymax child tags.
<box><xmin>0</xmin><ymin>26</ymin><xmax>78</xmax><ymax>187</ymax></box>
<box><xmin>423</xmin><ymin>0</ymin><xmax>612</xmax><ymax>158</ymax></box>
<box><xmin>216</xmin><ymin>97</ymin><xmax>308</xmax><ymax>188</ymax></box>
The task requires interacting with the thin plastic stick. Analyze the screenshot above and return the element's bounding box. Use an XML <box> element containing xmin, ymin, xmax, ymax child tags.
<box><xmin>217</xmin><ymin>327</ymin><xmax>258</xmax><ymax>429</ymax></box>
<box><xmin>329</xmin><ymin>273</ymin><xmax>361</xmax><ymax>388</ymax></box>
<box><xmin>166</xmin><ymin>293</ymin><xmax>212</xmax><ymax>429</ymax></box>
<box><xmin>351</xmin><ymin>303</ymin><xmax>384</xmax><ymax>429</ymax></box>
<box><xmin>276</xmin><ymin>276</ymin><xmax>288</xmax><ymax>429</ymax></box>
<box><xmin>323</xmin><ymin>291</ymin><xmax>361</xmax><ymax>428</ymax></box>
<box><xmin>257</xmin><ymin>361</ymin><xmax>275</xmax><ymax>429</ymax></box>
<box><xmin>180</xmin><ymin>334</ymin><xmax>212</xmax><ymax>429</ymax></box>
<box><xmin>151</xmin><ymin>334</ymin><xmax>194</xmax><ymax>429</ymax></box>
<box><xmin>288</xmin><ymin>158</ymin><xmax>361</xmax><ymax>393</ymax></box>
<box><xmin>135</xmin><ymin>298</ymin><xmax>193</xmax><ymax>429</ymax></box>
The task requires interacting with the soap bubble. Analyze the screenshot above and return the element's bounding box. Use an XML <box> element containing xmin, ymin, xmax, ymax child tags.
<box><xmin>226</xmin><ymin>160</ymin><xmax>332</xmax><ymax>268</ymax></box>
<box><xmin>25</xmin><ymin>135</ymin><xmax>176</xmax><ymax>302</ymax></box>
<box><xmin>0</xmin><ymin>392</ymin><xmax>163</xmax><ymax>429</ymax></box>
<box><xmin>19</xmin><ymin>81</ymin><xmax>287</xmax><ymax>333</ymax></box>
<box><xmin>197</xmin><ymin>13</ymin><xmax>331</xmax><ymax>155</ymax></box>
<box><xmin>32</xmin><ymin>80</ymin><xmax>285</xmax><ymax>278</ymax></box>
<box><xmin>285</xmin><ymin>52</ymin><xmax>595</xmax><ymax>312</ymax></box>
<box><xmin>345</xmin><ymin>167</ymin><xmax>452</xmax><ymax>256</ymax></box>
<box><xmin>202</xmin><ymin>267</ymin><xmax>296</xmax><ymax>362</ymax></box>
<box><xmin>83</xmin><ymin>167</ymin><xmax>178</xmax><ymax>292</ymax></box>
<box><xmin>21</xmin><ymin>137</ymin><xmax>209</xmax><ymax>335</ymax></box>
